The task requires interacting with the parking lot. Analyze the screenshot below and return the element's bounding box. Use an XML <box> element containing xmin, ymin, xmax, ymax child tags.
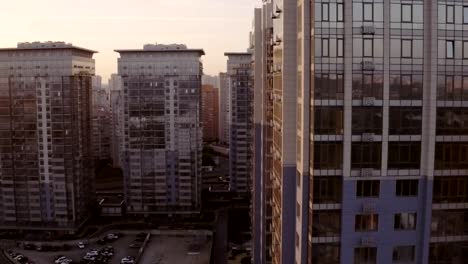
<box><xmin>10</xmin><ymin>232</ymin><xmax>144</xmax><ymax>264</ymax></box>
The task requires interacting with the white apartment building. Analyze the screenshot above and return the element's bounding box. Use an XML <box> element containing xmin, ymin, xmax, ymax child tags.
<box><xmin>116</xmin><ymin>44</ymin><xmax>204</xmax><ymax>214</ymax></box>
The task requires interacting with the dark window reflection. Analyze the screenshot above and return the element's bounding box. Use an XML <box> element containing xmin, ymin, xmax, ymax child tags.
<box><xmin>433</xmin><ymin>176</ymin><xmax>468</xmax><ymax>203</ymax></box>
<box><xmin>435</xmin><ymin>142</ymin><xmax>468</xmax><ymax>169</ymax></box>
<box><xmin>437</xmin><ymin>108</ymin><xmax>468</xmax><ymax>135</ymax></box>
<box><xmin>314</xmin><ymin>142</ymin><xmax>343</xmax><ymax>169</ymax></box>
<box><xmin>312</xmin><ymin>210</ymin><xmax>341</xmax><ymax>236</ymax></box>
<box><xmin>388</xmin><ymin>142</ymin><xmax>421</xmax><ymax>169</ymax></box>
<box><xmin>314</xmin><ymin>107</ymin><xmax>343</xmax><ymax>134</ymax></box>
<box><xmin>352</xmin><ymin>107</ymin><xmax>382</xmax><ymax>134</ymax></box>
<box><xmin>352</xmin><ymin>143</ymin><xmax>381</xmax><ymax>169</ymax></box>
<box><xmin>352</xmin><ymin>74</ymin><xmax>383</xmax><ymax>99</ymax></box>
<box><xmin>313</xmin><ymin>176</ymin><xmax>342</xmax><ymax>204</ymax></box>
<box><xmin>389</xmin><ymin>107</ymin><xmax>422</xmax><ymax>135</ymax></box>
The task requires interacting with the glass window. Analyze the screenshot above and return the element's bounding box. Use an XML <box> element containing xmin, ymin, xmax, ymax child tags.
<box><xmin>337</xmin><ymin>39</ymin><xmax>344</xmax><ymax>57</ymax></box>
<box><xmin>314</xmin><ymin>142</ymin><xmax>343</xmax><ymax>169</ymax></box>
<box><xmin>363</xmin><ymin>3</ymin><xmax>373</xmax><ymax>22</ymax></box>
<box><xmin>402</xmin><ymin>4</ymin><xmax>412</xmax><ymax>22</ymax></box>
<box><xmin>388</xmin><ymin>142</ymin><xmax>421</xmax><ymax>169</ymax></box>
<box><xmin>322</xmin><ymin>3</ymin><xmax>329</xmax><ymax>21</ymax></box>
<box><xmin>313</xmin><ymin>177</ymin><xmax>342</xmax><ymax>204</ymax></box>
<box><xmin>337</xmin><ymin>3</ymin><xmax>344</xmax><ymax>22</ymax></box>
<box><xmin>394</xmin><ymin>213</ymin><xmax>417</xmax><ymax>230</ymax></box>
<box><xmin>312</xmin><ymin>244</ymin><xmax>340</xmax><ymax>264</ymax></box>
<box><xmin>464</xmin><ymin>41</ymin><xmax>468</xmax><ymax>59</ymax></box>
<box><xmin>402</xmin><ymin>40</ymin><xmax>412</xmax><ymax>58</ymax></box>
<box><xmin>446</xmin><ymin>40</ymin><xmax>454</xmax><ymax>58</ymax></box>
<box><xmin>352</xmin><ymin>143</ymin><xmax>382</xmax><ymax>169</ymax></box>
<box><xmin>389</xmin><ymin>107</ymin><xmax>422</xmax><ymax>135</ymax></box>
<box><xmin>312</xmin><ymin>210</ymin><xmax>341</xmax><ymax>236</ymax></box>
<box><xmin>435</xmin><ymin>142</ymin><xmax>468</xmax><ymax>169</ymax></box>
<box><xmin>396</xmin><ymin>180</ymin><xmax>419</xmax><ymax>196</ymax></box>
<box><xmin>356</xmin><ymin>180</ymin><xmax>380</xmax><ymax>197</ymax></box>
<box><xmin>355</xmin><ymin>247</ymin><xmax>377</xmax><ymax>264</ymax></box>
<box><xmin>431</xmin><ymin>210</ymin><xmax>468</xmax><ymax>236</ymax></box>
<box><xmin>314</xmin><ymin>107</ymin><xmax>343</xmax><ymax>135</ymax></box>
<box><xmin>446</xmin><ymin>5</ymin><xmax>454</xmax><ymax>24</ymax></box>
<box><xmin>393</xmin><ymin>246</ymin><xmax>415</xmax><ymax>263</ymax></box>
<box><xmin>436</xmin><ymin>108</ymin><xmax>468</xmax><ymax>135</ymax></box>
<box><xmin>355</xmin><ymin>214</ymin><xmax>379</xmax><ymax>232</ymax></box>
<box><xmin>363</xmin><ymin>39</ymin><xmax>373</xmax><ymax>57</ymax></box>
<box><xmin>352</xmin><ymin>107</ymin><xmax>382</xmax><ymax>134</ymax></box>
<box><xmin>464</xmin><ymin>6</ymin><xmax>468</xmax><ymax>24</ymax></box>
<box><xmin>433</xmin><ymin>176</ymin><xmax>468</xmax><ymax>203</ymax></box>
<box><xmin>322</xmin><ymin>38</ymin><xmax>329</xmax><ymax>57</ymax></box>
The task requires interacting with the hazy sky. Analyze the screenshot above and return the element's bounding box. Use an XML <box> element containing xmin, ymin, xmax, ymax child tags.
<box><xmin>0</xmin><ymin>0</ymin><xmax>259</xmax><ymax>82</ymax></box>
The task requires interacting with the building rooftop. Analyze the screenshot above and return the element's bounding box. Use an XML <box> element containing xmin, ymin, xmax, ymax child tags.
<box><xmin>224</xmin><ymin>52</ymin><xmax>252</xmax><ymax>56</ymax></box>
<box><xmin>115</xmin><ymin>43</ymin><xmax>205</xmax><ymax>55</ymax></box>
<box><xmin>139</xmin><ymin>232</ymin><xmax>212</xmax><ymax>264</ymax></box>
<box><xmin>0</xmin><ymin>41</ymin><xmax>97</xmax><ymax>53</ymax></box>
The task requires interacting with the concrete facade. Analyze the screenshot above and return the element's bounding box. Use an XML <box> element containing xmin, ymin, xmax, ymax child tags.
<box><xmin>116</xmin><ymin>44</ymin><xmax>204</xmax><ymax>214</ymax></box>
<box><xmin>0</xmin><ymin>41</ymin><xmax>96</xmax><ymax>232</ymax></box>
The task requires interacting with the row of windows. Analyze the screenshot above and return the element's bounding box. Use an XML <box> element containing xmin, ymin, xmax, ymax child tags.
<box><xmin>433</xmin><ymin>176</ymin><xmax>468</xmax><ymax>203</ymax></box>
<box><xmin>312</xmin><ymin>244</ymin><xmax>416</xmax><ymax>264</ymax></box>
<box><xmin>439</xmin><ymin>5</ymin><xmax>468</xmax><ymax>25</ymax></box>
<box><xmin>355</xmin><ymin>246</ymin><xmax>415</xmax><ymax>264</ymax></box>
<box><xmin>355</xmin><ymin>212</ymin><xmax>417</xmax><ymax>232</ymax></box>
<box><xmin>315</xmin><ymin>142</ymin><xmax>468</xmax><ymax>170</ymax></box>
<box><xmin>356</xmin><ymin>180</ymin><xmax>418</xmax><ymax>198</ymax></box>
<box><xmin>437</xmin><ymin>75</ymin><xmax>468</xmax><ymax>101</ymax></box>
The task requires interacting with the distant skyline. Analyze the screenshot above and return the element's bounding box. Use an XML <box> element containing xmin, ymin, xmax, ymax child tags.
<box><xmin>0</xmin><ymin>0</ymin><xmax>259</xmax><ymax>82</ymax></box>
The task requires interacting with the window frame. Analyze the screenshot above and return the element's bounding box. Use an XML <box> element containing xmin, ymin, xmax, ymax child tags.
<box><xmin>396</xmin><ymin>179</ymin><xmax>419</xmax><ymax>197</ymax></box>
<box><xmin>463</xmin><ymin>6</ymin><xmax>468</xmax><ymax>24</ymax></box>
<box><xmin>355</xmin><ymin>214</ymin><xmax>379</xmax><ymax>232</ymax></box>
<box><xmin>401</xmin><ymin>39</ymin><xmax>413</xmax><ymax>58</ymax></box>
<box><xmin>401</xmin><ymin>4</ymin><xmax>413</xmax><ymax>23</ymax></box>
<box><xmin>337</xmin><ymin>3</ymin><xmax>344</xmax><ymax>22</ymax></box>
<box><xmin>322</xmin><ymin>38</ymin><xmax>330</xmax><ymax>57</ymax></box>
<box><xmin>322</xmin><ymin>3</ymin><xmax>330</xmax><ymax>22</ymax></box>
<box><xmin>446</xmin><ymin>40</ymin><xmax>455</xmax><ymax>59</ymax></box>
<box><xmin>446</xmin><ymin>5</ymin><xmax>455</xmax><ymax>24</ymax></box>
<box><xmin>394</xmin><ymin>212</ymin><xmax>417</xmax><ymax>230</ymax></box>
<box><xmin>363</xmin><ymin>38</ymin><xmax>374</xmax><ymax>57</ymax></box>
<box><xmin>392</xmin><ymin>245</ymin><xmax>416</xmax><ymax>263</ymax></box>
<box><xmin>363</xmin><ymin>3</ymin><xmax>374</xmax><ymax>22</ymax></box>
<box><xmin>356</xmin><ymin>180</ymin><xmax>380</xmax><ymax>198</ymax></box>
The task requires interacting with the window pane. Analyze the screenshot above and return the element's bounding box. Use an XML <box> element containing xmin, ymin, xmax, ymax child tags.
<box><xmin>364</xmin><ymin>3</ymin><xmax>373</xmax><ymax>21</ymax></box>
<box><xmin>464</xmin><ymin>42</ymin><xmax>468</xmax><ymax>59</ymax></box>
<box><xmin>364</xmin><ymin>39</ymin><xmax>373</xmax><ymax>57</ymax></box>
<box><xmin>322</xmin><ymin>3</ymin><xmax>329</xmax><ymax>21</ymax></box>
<box><xmin>322</xmin><ymin>39</ymin><xmax>329</xmax><ymax>57</ymax></box>
<box><xmin>447</xmin><ymin>5</ymin><xmax>454</xmax><ymax>23</ymax></box>
<box><xmin>447</xmin><ymin>41</ymin><xmax>454</xmax><ymax>58</ymax></box>
<box><xmin>337</xmin><ymin>3</ymin><xmax>344</xmax><ymax>22</ymax></box>
<box><xmin>464</xmin><ymin>7</ymin><xmax>468</xmax><ymax>24</ymax></box>
<box><xmin>402</xmin><ymin>4</ymin><xmax>412</xmax><ymax>22</ymax></box>
<box><xmin>402</xmin><ymin>40</ymin><xmax>412</xmax><ymax>58</ymax></box>
<box><xmin>337</xmin><ymin>39</ymin><xmax>344</xmax><ymax>57</ymax></box>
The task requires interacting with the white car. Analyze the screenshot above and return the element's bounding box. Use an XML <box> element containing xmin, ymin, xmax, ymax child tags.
<box><xmin>78</xmin><ymin>241</ymin><xmax>86</xmax><ymax>249</ymax></box>
<box><xmin>121</xmin><ymin>256</ymin><xmax>135</xmax><ymax>264</ymax></box>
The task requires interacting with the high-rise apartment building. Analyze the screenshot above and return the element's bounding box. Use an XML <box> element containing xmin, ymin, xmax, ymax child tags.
<box><xmin>250</xmin><ymin>0</ymin><xmax>468</xmax><ymax>263</ymax></box>
<box><xmin>109</xmin><ymin>74</ymin><xmax>124</xmax><ymax>168</ymax></box>
<box><xmin>116</xmin><ymin>44</ymin><xmax>204</xmax><ymax>214</ymax></box>
<box><xmin>225</xmin><ymin>52</ymin><xmax>254</xmax><ymax>194</ymax></box>
<box><xmin>0</xmin><ymin>41</ymin><xmax>96</xmax><ymax>232</ymax></box>
<box><xmin>92</xmin><ymin>76</ymin><xmax>112</xmax><ymax>161</ymax></box>
<box><xmin>252</xmin><ymin>3</ymin><xmax>274</xmax><ymax>264</ymax></box>
<box><xmin>201</xmin><ymin>84</ymin><xmax>219</xmax><ymax>142</ymax></box>
<box><xmin>218</xmin><ymin>72</ymin><xmax>230</xmax><ymax>145</ymax></box>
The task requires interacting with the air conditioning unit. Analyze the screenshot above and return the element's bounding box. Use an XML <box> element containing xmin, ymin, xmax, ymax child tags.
<box><xmin>361</xmin><ymin>61</ymin><xmax>375</xmax><ymax>71</ymax></box>
<box><xmin>362</xmin><ymin>97</ymin><xmax>375</xmax><ymax>106</ymax></box>
<box><xmin>361</xmin><ymin>25</ymin><xmax>376</xmax><ymax>35</ymax></box>
<box><xmin>360</xmin><ymin>168</ymin><xmax>373</xmax><ymax>177</ymax></box>
<box><xmin>362</xmin><ymin>133</ymin><xmax>375</xmax><ymax>142</ymax></box>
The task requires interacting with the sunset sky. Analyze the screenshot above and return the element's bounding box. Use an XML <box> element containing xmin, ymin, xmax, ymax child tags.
<box><xmin>0</xmin><ymin>0</ymin><xmax>258</xmax><ymax>82</ymax></box>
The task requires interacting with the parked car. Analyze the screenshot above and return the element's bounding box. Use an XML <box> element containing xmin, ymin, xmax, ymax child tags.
<box><xmin>77</xmin><ymin>241</ymin><xmax>86</xmax><ymax>249</ymax></box>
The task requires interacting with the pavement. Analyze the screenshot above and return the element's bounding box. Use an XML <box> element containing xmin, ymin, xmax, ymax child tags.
<box><xmin>138</xmin><ymin>235</ymin><xmax>212</xmax><ymax>264</ymax></box>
